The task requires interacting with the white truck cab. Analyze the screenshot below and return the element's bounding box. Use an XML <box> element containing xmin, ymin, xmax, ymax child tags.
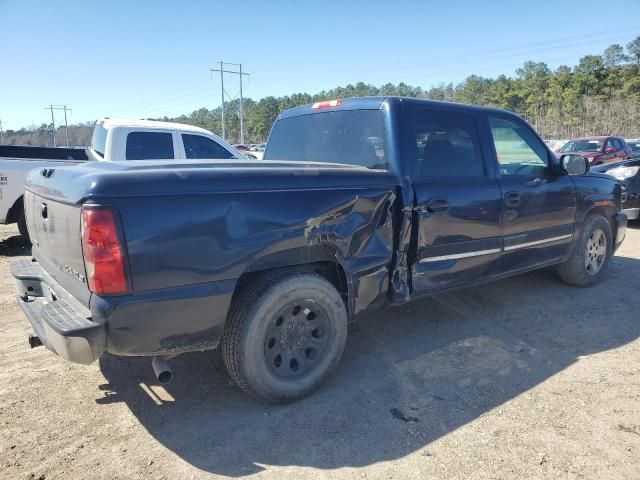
<box><xmin>0</xmin><ymin>119</ymin><xmax>243</xmax><ymax>242</ymax></box>
<box><xmin>89</xmin><ymin>118</ymin><xmax>240</xmax><ymax>161</ymax></box>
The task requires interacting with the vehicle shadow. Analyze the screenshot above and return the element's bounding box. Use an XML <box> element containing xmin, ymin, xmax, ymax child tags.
<box><xmin>98</xmin><ymin>255</ymin><xmax>640</xmax><ymax>476</ymax></box>
<box><xmin>0</xmin><ymin>235</ymin><xmax>31</xmax><ymax>257</ymax></box>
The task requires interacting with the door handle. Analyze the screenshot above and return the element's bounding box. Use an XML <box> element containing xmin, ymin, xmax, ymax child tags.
<box><xmin>525</xmin><ymin>177</ymin><xmax>547</xmax><ymax>187</ymax></box>
<box><xmin>425</xmin><ymin>199</ymin><xmax>449</xmax><ymax>214</ymax></box>
<box><xmin>504</xmin><ymin>192</ymin><xmax>521</xmax><ymax>207</ymax></box>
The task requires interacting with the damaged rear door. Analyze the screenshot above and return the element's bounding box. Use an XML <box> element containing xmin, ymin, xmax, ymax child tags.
<box><xmin>408</xmin><ymin>105</ymin><xmax>503</xmax><ymax>293</ymax></box>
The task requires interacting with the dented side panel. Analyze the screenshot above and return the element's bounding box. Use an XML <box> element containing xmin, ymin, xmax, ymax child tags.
<box><xmin>118</xmin><ymin>186</ymin><xmax>397</xmax><ymax>293</ymax></box>
<box><xmin>97</xmin><ymin>177</ymin><xmax>398</xmax><ymax>355</ymax></box>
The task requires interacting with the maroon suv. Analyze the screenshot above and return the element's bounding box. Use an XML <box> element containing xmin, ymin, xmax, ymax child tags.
<box><xmin>557</xmin><ymin>136</ymin><xmax>631</xmax><ymax>165</ymax></box>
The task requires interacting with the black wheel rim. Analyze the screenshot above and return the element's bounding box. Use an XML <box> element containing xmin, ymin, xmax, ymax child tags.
<box><xmin>263</xmin><ymin>299</ymin><xmax>332</xmax><ymax>379</ymax></box>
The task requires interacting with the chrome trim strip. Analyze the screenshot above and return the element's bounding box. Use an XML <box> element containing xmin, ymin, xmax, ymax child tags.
<box><xmin>420</xmin><ymin>248</ymin><xmax>501</xmax><ymax>263</ymax></box>
<box><xmin>421</xmin><ymin>233</ymin><xmax>573</xmax><ymax>263</ymax></box>
<box><xmin>504</xmin><ymin>234</ymin><xmax>572</xmax><ymax>251</ymax></box>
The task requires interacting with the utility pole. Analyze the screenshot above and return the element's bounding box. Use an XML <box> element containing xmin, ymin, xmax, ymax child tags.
<box><xmin>63</xmin><ymin>105</ymin><xmax>70</xmax><ymax>147</ymax></box>
<box><xmin>210</xmin><ymin>62</ymin><xmax>250</xmax><ymax>143</ymax></box>
<box><xmin>219</xmin><ymin>61</ymin><xmax>225</xmax><ymax>140</ymax></box>
<box><xmin>44</xmin><ymin>105</ymin><xmax>72</xmax><ymax>147</ymax></box>
<box><xmin>47</xmin><ymin>105</ymin><xmax>56</xmax><ymax>146</ymax></box>
<box><xmin>239</xmin><ymin>64</ymin><xmax>244</xmax><ymax>145</ymax></box>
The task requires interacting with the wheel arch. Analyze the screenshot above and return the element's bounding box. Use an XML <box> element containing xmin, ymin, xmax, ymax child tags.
<box><xmin>232</xmin><ymin>245</ymin><xmax>352</xmax><ymax>317</ymax></box>
<box><xmin>5</xmin><ymin>195</ymin><xmax>24</xmax><ymax>224</ymax></box>
<box><xmin>583</xmin><ymin>204</ymin><xmax>617</xmax><ymax>235</ymax></box>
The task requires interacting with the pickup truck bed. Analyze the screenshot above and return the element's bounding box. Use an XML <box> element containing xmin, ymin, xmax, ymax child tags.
<box><xmin>18</xmin><ymin>159</ymin><xmax>397</xmax><ymax>362</ymax></box>
<box><xmin>12</xmin><ymin>97</ymin><xmax>627</xmax><ymax>403</ymax></box>
<box><xmin>0</xmin><ymin>145</ymin><xmax>88</xmax><ymax>161</ymax></box>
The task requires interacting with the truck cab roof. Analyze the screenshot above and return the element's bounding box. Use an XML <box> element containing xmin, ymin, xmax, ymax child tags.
<box><xmin>278</xmin><ymin>96</ymin><xmax>521</xmax><ymax>120</ymax></box>
<box><xmin>96</xmin><ymin>118</ymin><xmax>213</xmax><ymax>136</ymax></box>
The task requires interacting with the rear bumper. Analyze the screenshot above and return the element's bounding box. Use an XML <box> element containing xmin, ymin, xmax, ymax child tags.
<box><xmin>12</xmin><ymin>258</ymin><xmax>236</xmax><ymax>364</ymax></box>
<box><xmin>12</xmin><ymin>259</ymin><xmax>105</xmax><ymax>364</ymax></box>
<box><xmin>614</xmin><ymin>212</ymin><xmax>627</xmax><ymax>252</ymax></box>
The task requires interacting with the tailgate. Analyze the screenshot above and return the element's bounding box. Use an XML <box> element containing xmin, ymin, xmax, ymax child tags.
<box><xmin>24</xmin><ymin>190</ymin><xmax>91</xmax><ymax>306</ymax></box>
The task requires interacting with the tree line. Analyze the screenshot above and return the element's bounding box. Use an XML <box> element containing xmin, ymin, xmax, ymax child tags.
<box><xmin>3</xmin><ymin>36</ymin><xmax>640</xmax><ymax>147</ymax></box>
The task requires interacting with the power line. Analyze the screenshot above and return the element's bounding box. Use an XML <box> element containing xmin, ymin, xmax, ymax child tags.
<box><xmin>353</xmin><ymin>30</ymin><xmax>640</xmax><ymax>76</ymax></box>
<box><xmin>210</xmin><ymin>62</ymin><xmax>250</xmax><ymax>142</ymax></box>
<box><xmin>44</xmin><ymin>105</ymin><xmax>71</xmax><ymax>147</ymax></box>
<box><xmin>111</xmin><ymin>88</ymin><xmax>214</xmax><ymax>117</ymax></box>
<box><xmin>111</xmin><ymin>80</ymin><xmax>211</xmax><ymax>113</ymax></box>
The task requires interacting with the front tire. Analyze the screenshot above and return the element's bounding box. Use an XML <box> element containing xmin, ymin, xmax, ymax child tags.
<box><xmin>222</xmin><ymin>270</ymin><xmax>348</xmax><ymax>403</ymax></box>
<box><xmin>557</xmin><ymin>215</ymin><xmax>612</xmax><ymax>287</ymax></box>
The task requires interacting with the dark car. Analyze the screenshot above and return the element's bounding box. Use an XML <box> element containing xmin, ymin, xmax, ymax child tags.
<box><xmin>593</xmin><ymin>156</ymin><xmax>640</xmax><ymax>220</ymax></box>
<box><xmin>558</xmin><ymin>135</ymin><xmax>631</xmax><ymax>165</ymax></box>
<box><xmin>627</xmin><ymin>140</ymin><xmax>640</xmax><ymax>158</ymax></box>
<box><xmin>12</xmin><ymin>97</ymin><xmax>627</xmax><ymax>403</ymax></box>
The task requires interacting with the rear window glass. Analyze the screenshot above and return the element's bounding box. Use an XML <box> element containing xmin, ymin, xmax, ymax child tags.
<box><xmin>182</xmin><ymin>134</ymin><xmax>234</xmax><ymax>159</ymax></box>
<box><xmin>91</xmin><ymin>125</ymin><xmax>108</xmax><ymax>158</ymax></box>
<box><xmin>264</xmin><ymin>110</ymin><xmax>388</xmax><ymax>169</ymax></box>
<box><xmin>126</xmin><ymin>132</ymin><xmax>174</xmax><ymax>160</ymax></box>
<box><xmin>560</xmin><ymin>139</ymin><xmax>603</xmax><ymax>153</ymax></box>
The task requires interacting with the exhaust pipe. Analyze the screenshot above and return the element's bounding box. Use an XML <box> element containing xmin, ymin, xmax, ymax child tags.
<box><xmin>152</xmin><ymin>355</ymin><xmax>173</xmax><ymax>385</ymax></box>
<box><xmin>28</xmin><ymin>334</ymin><xmax>43</xmax><ymax>348</ymax></box>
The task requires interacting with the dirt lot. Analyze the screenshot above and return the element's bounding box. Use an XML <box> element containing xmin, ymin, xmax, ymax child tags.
<box><xmin>0</xmin><ymin>222</ymin><xmax>638</xmax><ymax>480</ymax></box>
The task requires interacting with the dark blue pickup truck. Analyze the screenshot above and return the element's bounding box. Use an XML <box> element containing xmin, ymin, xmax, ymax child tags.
<box><xmin>12</xmin><ymin>97</ymin><xmax>627</xmax><ymax>403</ymax></box>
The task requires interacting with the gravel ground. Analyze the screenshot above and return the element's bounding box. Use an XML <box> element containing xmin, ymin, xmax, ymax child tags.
<box><xmin>0</xmin><ymin>222</ymin><xmax>638</xmax><ymax>480</ymax></box>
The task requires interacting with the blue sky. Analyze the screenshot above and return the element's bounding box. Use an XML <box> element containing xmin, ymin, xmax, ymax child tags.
<box><xmin>1</xmin><ymin>0</ymin><xmax>639</xmax><ymax>130</ymax></box>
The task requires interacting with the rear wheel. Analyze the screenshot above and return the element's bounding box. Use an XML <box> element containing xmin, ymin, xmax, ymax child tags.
<box><xmin>222</xmin><ymin>270</ymin><xmax>348</xmax><ymax>403</ymax></box>
<box><xmin>557</xmin><ymin>215</ymin><xmax>612</xmax><ymax>287</ymax></box>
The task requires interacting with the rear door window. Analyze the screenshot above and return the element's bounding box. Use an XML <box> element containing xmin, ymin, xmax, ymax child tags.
<box><xmin>413</xmin><ymin>109</ymin><xmax>485</xmax><ymax>178</ymax></box>
<box><xmin>182</xmin><ymin>134</ymin><xmax>234</xmax><ymax>159</ymax></box>
<box><xmin>126</xmin><ymin>132</ymin><xmax>174</xmax><ymax>160</ymax></box>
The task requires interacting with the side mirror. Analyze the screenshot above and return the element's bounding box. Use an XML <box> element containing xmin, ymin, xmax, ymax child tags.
<box><xmin>560</xmin><ymin>154</ymin><xmax>590</xmax><ymax>175</ymax></box>
<box><xmin>605</xmin><ymin>146</ymin><xmax>616</xmax><ymax>154</ymax></box>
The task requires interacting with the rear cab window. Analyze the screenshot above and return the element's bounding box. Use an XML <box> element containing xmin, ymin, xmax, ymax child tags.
<box><xmin>126</xmin><ymin>131</ymin><xmax>174</xmax><ymax>160</ymax></box>
<box><xmin>91</xmin><ymin>125</ymin><xmax>108</xmax><ymax>158</ymax></box>
<box><xmin>264</xmin><ymin>110</ymin><xmax>388</xmax><ymax>170</ymax></box>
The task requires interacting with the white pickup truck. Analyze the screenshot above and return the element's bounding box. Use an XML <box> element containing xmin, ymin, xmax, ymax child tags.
<box><xmin>0</xmin><ymin>119</ymin><xmax>242</xmax><ymax>242</ymax></box>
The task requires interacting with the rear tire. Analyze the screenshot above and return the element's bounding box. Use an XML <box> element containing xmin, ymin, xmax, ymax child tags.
<box><xmin>16</xmin><ymin>202</ymin><xmax>30</xmax><ymax>245</ymax></box>
<box><xmin>222</xmin><ymin>270</ymin><xmax>348</xmax><ymax>403</ymax></box>
<box><xmin>557</xmin><ymin>215</ymin><xmax>612</xmax><ymax>287</ymax></box>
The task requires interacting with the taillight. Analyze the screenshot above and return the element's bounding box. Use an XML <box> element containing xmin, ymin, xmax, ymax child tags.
<box><xmin>312</xmin><ymin>99</ymin><xmax>341</xmax><ymax>109</ymax></box>
<box><xmin>81</xmin><ymin>206</ymin><xmax>130</xmax><ymax>295</ymax></box>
